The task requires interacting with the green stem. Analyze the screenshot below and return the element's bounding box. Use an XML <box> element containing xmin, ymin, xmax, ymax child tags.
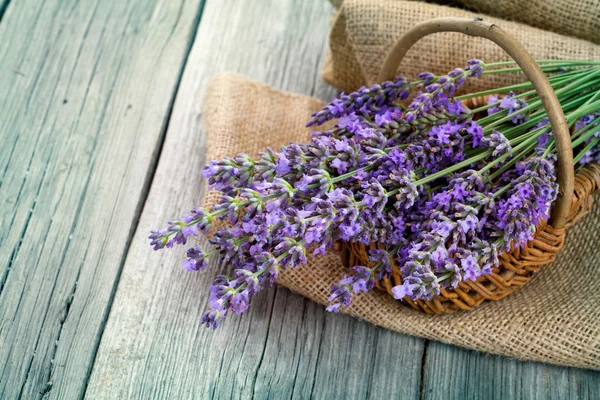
<box><xmin>567</xmin><ymin>99</ymin><xmax>600</xmax><ymax>124</ymax></box>
<box><xmin>481</xmin><ymin>69</ymin><xmax>600</xmax><ymax>132</ymax></box>
<box><xmin>414</xmin><ymin>151</ymin><xmax>491</xmax><ymax>187</ymax></box>
<box><xmin>571</xmin><ymin>116</ymin><xmax>600</xmax><ymax>142</ymax></box>
<box><xmin>571</xmin><ymin>122</ymin><xmax>600</xmax><ymax>148</ymax></box>
<box><xmin>464</xmin><ymin>69</ymin><xmax>587</xmax><ymax>111</ymax></box>
<box><xmin>488</xmin><ymin>140</ymin><xmax>537</xmax><ymax>182</ymax></box>
<box><xmin>478</xmin><ymin>130</ymin><xmax>543</xmax><ymax>174</ymax></box>
<box><xmin>485</xmin><ymin>60</ymin><xmax>600</xmax><ymax>68</ymax></box>
<box><xmin>573</xmin><ymin>139</ymin><xmax>599</xmax><ymax>164</ymax></box>
<box><xmin>480</xmin><ymin>64</ymin><xmax>589</xmax><ymax>76</ymax></box>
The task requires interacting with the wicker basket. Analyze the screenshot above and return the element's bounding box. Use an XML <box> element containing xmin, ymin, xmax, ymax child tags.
<box><xmin>340</xmin><ymin>17</ymin><xmax>600</xmax><ymax>314</ymax></box>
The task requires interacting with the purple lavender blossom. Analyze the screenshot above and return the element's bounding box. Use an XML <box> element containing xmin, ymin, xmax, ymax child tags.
<box><xmin>415</xmin><ymin>120</ymin><xmax>467</xmax><ymax>171</ymax></box>
<box><xmin>534</xmin><ymin>118</ymin><xmax>552</xmax><ymax>152</ymax></box>
<box><xmin>200</xmin><ymin>249</ymin><xmax>284</xmax><ymax>327</ymax></box>
<box><xmin>482</xmin><ymin>130</ymin><xmax>512</xmax><ymax>157</ymax></box>
<box><xmin>466</xmin><ymin>121</ymin><xmax>484</xmax><ymax>147</ymax></box>
<box><xmin>202</xmin><ymin>153</ymin><xmax>257</xmax><ymax>195</ymax></box>
<box><xmin>183</xmin><ymin>246</ymin><xmax>210</xmax><ymax>271</ymax></box>
<box><xmin>418</xmin><ymin>71</ymin><xmax>436</xmax><ymax>84</ymax></box>
<box><xmin>361</xmin><ymin>178</ymin><xmax>388</xmax><ymax>212</ymax></box>
<box><xmin>460</xmin><ymin>254</ymin><xmax>479</xmax><ymax>281</ymax></box>
<box><xmin>392</xmin><ymin>276</ymin><xmax>424</xmax><ymax>300</ymax></box>
<box><xmin>149</xmin><ymin>207</ymin><xmax>212</xmax><ymax>250</ymax></box>
<box><xmin>488</xmin><ymin>91</ymin><xmax>529</xmax><ymax>124</ymax></box>
<box><xmin>149</xmin><ymin>229</ymin><xmax>168</xmax><ymax>251</ymax></box>
<box><xmin>487</xmin><ymin>95</ymin><xmax>501</xmax><ymax>115</ymax></box>
<box><xmin>327</xmin><ymin>265</ymin><xmax>374</xmax><ymax>312</ymax></box>
<box><xmin>150</xmin><ymin>59</ymin><xmax>577</xmax><ymax>330</ymax></box>
<box><xmin>407</xmin><ymin>60</ymin><xmax>485</xmax><ymax>123</ymax></box>
<box><xmin>201</xmin><ymin>310</ymin><xmax>223</xmax><ymax>330</ymax></box>
<box><xmin>575</xmin><ymin>112</ymin><xmax>599</xmax><ymax>131</ymax></box>
<box><xmin>306</xmin><ymin>76</ymin><xmax>410</xmax><ymax>127</ymax></box>
<box><xmin>493</xmin><ymin>157</ymin><xmax>558</xmax><ymax>251</ymax></box>
<box><xmin>466</xmin><ymin>59</ymin><xmax>485</xmax><ymax>77</ymax></box>
<box><xmin>368</xmin><ymin>248</ymin><xmax>395</xmax><ymax>279</ymax></box>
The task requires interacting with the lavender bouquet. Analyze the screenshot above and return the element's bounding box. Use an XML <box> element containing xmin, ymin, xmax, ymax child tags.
<box><xmin>150</xmin><ymin>59</ymin><xmax>600</xmax><ymax>329</ymax></box>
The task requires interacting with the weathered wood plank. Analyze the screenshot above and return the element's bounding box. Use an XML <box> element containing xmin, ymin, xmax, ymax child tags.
<box><xmin>0</xmin><ymin>0</ymin><xmax>205</xmax><ymax>398</ymax></box>
<box><xmin>0</xmin><ymin>0</ymin><xmax>11</xmax><ymax>22</ymax></box>
<box><xmin>422</xmin><ymin>342</ymin><xmax>600</xmax><ymax>400</ymax></box>
<box><xmin>85</xmin><ymin>0</ymin><xmax>425</xmax><ymax>398</ymax></box>
<box><xmin>248</xmin><ymin>290</ymin><xmax>424</xmax><ymax>399</ymax></box>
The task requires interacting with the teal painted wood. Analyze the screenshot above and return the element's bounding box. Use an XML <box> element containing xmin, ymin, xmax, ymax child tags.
<box><xmin>0</xmin><ymin>0</ymin><xmax>11</xmax><ymax>21</ymax></box>
<box><xmin>0</xmin><ymin>0</ymin><xmax>205</xmax><ymax>398</ymax></box>
<box><xmin>84</xmin><ymin>0</ymin><xmax>426</xmax><ymax>398</ymax></box>
<box><xmin>422</xmin><ymin>342</ymin><xmax>600</xmax><ymax>400</ymax></box>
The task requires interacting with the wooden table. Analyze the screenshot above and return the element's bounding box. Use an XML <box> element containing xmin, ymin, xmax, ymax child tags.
<box><xmin>1</xmin><ymin>0</ymin><xmax>599</xmax><ymax>398</ymax></box>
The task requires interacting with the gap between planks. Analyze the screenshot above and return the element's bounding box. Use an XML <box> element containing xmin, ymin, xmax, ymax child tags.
<box><xmin>0</xmin><ymin>0</ymin><xmax>207</xmax><ymax>398</ymax></box>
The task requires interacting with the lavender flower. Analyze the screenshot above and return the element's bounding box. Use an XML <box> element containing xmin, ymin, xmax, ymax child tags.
<box><xmin>202</xmin><ymin>153</ymin><xmax>257</xmax><ymax>195</ymax></box>
<box><xmin>493</xmin><ymin>157</ymin><xmax>558</xmax><ymax>250</ymax></box>
<box><xmin>307</xmin><ymin>76</ymin><xmax>410</xmax><ymax>127</ymax></box>
<box><xmin>183</xmin><ymin>246</ymin><xmax>210</xmax><ymax>271</ymax></box>
<box><xmin>149</xmin><ymin>229</ymin><xmax>168</xmax><ymax>251</ymax></box>
<box><xmin>466</xmin><ymin>59</ymin><xmax>485</xmax><ymax>77</ymax></box>
<box><xmin>201</xmin><ymin>250</ymin><xmax>281</xmax><ymax>327</ymax></box>
<box><xmin>487</xmin><ymin>91</ymin><xmax>529</xmax><ymax>124</ymax></box>
<box><xmin>482</xmin><ymin>130</ymin><xmax>512</xmax><ymax>157</ymax></box>
<box><xmin>407</xmin><ymin>60</ymin><xmax>485</xmax><ymax>122</ymax></box>
<box><xmin>149</xmin><ymin>59</ymin><xmax>595</xmax><ymax>330</ymax></box>
<box><xmin>534</xmin><ymin>118</ymin><xmax>552</xmax><ymax>152</ymax></box>
<box><xmin>369</xmin><ymin>248</ymin><xmax>395</xmax><ymax>279</ymax></box>
<box><xmin>465</xmin><ymin>121</ymin><xmax>484</xmax><ymax>147</ymax></box>
<box><xmin>327</xmin><ymin>265</ymin><xmax>374</xmax><ymax>312</ymax></box>
<box><xmin>149</xmin><ymin>207</ymin><xmax>212</xmax><ymax>250</ymax></box>
<box><xmin>361</xmin><ymin>179</ymin><xmax>387</xmax><ymax>212</ymax></box>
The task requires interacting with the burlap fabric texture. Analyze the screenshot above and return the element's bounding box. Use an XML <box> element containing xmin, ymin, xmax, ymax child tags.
<box><xmin>203</xmin><ymin>73</ymin><xmax>600</xmax><ymax>370</ymax></box>
<box><xmin>451</xmin><ymin>0</ymin><xmax>600</xmax><ymax>44</ymax></box>
<box><xmin>323</xmin><ymin>0</ymin><xmax>600</xmax><ymax>93</ymax></box>
<box><xmin>329</xmin><ymin>0</ymin><xmax>600</xmax><ymax>44</ymax></box>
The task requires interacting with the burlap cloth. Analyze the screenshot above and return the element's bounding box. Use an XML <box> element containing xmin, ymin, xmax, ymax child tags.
<box><xmin>329</xmin><ymin>0</ymin><xmax>600</xmax><ymax>44</ymax></box>
<box><xmin>451</xmin><ymin>0</ymin><xmax>600</xmax><ymax>45</ymax></box>
<box><xmin>323</xmin><ymin>0</ymin><xmax>600</xmax><ymax>93</ymax></box>
<box><xmin>203</xmin><ymin>73</ymin><xmax>600</xmax><ymax>370</ymax></box>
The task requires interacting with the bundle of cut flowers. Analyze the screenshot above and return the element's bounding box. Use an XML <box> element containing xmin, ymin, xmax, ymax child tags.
<box><xmin>150</xmin><ymin>59</ymin><xmax>600</xmax><ymax>329</ymax></box>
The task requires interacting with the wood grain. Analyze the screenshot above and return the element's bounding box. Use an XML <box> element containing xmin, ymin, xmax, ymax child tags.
<box><xmin>84</xmin><ymin>0</ymin><xmax>426</xmax><ymax>398</ymax></box>
<box><xmin>422</xmin><ymin>342</ymin><xmax>600</xmax><ymax>400</ymax></box>
<box><xmin>0</xmin><ymin>0</ymin><xmax>11</xmax><ymax>22</ymax></box>
<box><xmin>0</xmin><ymin>0</ymin><xmax>204</xmax><ymax>398</ymax></box>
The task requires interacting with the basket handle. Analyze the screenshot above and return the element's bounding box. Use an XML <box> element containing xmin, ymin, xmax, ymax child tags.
<box><xmin>377</xmin><ymin>17</ymin><xmax>574</xmax><ymax>229</ymax></box>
